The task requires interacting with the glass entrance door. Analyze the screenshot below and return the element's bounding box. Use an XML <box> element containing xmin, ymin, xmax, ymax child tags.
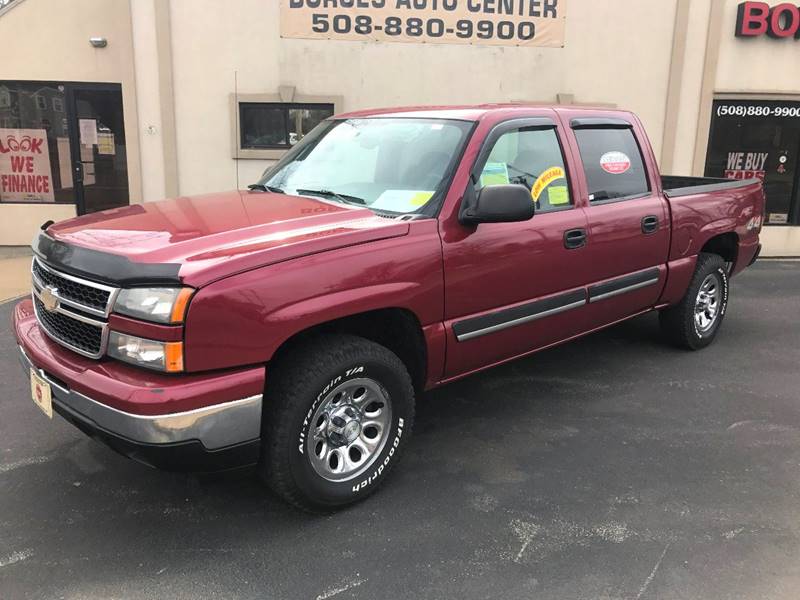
<box><xmin>67</xmin><ymin>84</ymin><xmax>129</xmax><ymax>214</ymax></box>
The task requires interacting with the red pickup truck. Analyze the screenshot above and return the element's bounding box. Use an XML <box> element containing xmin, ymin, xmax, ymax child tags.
<box><xmin>13</xmin><ymin>105</ymin><xmax>764</xmax><ymax>511</ymax></box>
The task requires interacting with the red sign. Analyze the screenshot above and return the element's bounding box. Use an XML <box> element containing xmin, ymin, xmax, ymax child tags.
<box><xmin>0</xmin><ymin>129</ymin><xmax>54</xmax><ymax>202</ymax></box>
<box><xmin>736</xmin><ymin>2</ymin><xmax>800</xmax><ymax>38</ymax></box>
<box><xmin>725</xmin><ymin>169</ymin><xmax>766</xmax><ymax>181</ymax></box>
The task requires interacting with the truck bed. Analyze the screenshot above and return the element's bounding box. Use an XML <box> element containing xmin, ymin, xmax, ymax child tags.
<box><xmin>661</xmin><ymin>175</ymin><xmax>762</xmax><ymax>198</ymax></box>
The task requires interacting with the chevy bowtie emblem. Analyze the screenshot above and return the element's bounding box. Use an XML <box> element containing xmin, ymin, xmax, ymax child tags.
<box><xmin>40</xmin><ymin>286</ymin><xmax>60</xmax><ymax>312</ymax></box>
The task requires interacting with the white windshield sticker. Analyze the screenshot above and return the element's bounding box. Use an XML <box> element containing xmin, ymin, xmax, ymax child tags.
<box><xmin>371</xmin><ymin>190</ymin><xmax>434</xmax><ymax>212</ymax></box>
<box><xmin>600</xmin><ymin>151</ymin><xmax>631</xmax><ymax>174</ymax></box>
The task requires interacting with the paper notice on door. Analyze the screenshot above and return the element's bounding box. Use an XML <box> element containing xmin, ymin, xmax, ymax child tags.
<box><xmin>97</xmin><ymin>132</ymin><xmax>115</xmax><ymax>155</ymax></box>
<box><xmin>56</xmin><ymin>137</ymin><xmax>73</xmax><ymax>189</ymax></box>
<box><xmin>80</xmin><ymin>144</ymin><xmax>94</xmax><ymax>162</ymax></box>
<box><xmin>83</xmin><ymin>161</ymin><xmax>95</xmax><ymax>186</ymax></box>
<box><xmin>79</xmin><ymin>119</ymin><xmax>98</xmax><ymax>146</ymax></box>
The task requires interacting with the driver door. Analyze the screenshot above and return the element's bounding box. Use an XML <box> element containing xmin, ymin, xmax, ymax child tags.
<box><xmin>441</xmin><ymin>118</ymin><xmax>591</xmax><ymax>378</ymax></box>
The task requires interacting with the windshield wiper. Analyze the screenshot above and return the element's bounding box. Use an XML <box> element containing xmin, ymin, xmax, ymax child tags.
<box><xmin>248</xmin><ymin>183</ymin><xmax>285</xmax><ymax>194</ymax></box>
<box><xmin>295</xmin><ymin>188</ymin><xmax>366</xmax><ymax>205</ymax></box>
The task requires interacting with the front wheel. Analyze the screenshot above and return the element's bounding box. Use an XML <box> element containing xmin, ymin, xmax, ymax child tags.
<box><xmin>659</xmin><ymin>252</ymin><xmax>730</xmax><ymax>350</ymax></box>
<box><xmin>260</xmin><ymin>334</ymin><xmax>415</xmax><ymax>513</ymax></box>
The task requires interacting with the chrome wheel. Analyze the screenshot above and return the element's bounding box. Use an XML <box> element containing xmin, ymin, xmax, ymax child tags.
<box><xmin>694</xmin><ymin>273</ymin><xmax>721</xmax><ymax>333</ymax></box>
<box><xmin>307</xmin><ymin>378</ymin><xmax>392</xmax><ymax>482</ymax></box>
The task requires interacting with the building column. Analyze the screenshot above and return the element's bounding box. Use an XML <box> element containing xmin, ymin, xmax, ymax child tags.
<box><xmin>130</xmin><ymin>0</ymin><xmax>178</xmax><ymax>202</ymax></box>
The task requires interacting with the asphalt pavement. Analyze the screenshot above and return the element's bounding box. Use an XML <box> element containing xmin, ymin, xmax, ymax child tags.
<box><xmin>1</xmin><ymin>260</ymin><xmax>799</xmax><ymax>600</ymax></box>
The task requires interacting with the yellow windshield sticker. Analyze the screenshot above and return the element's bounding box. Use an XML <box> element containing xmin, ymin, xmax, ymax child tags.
<box><xmin>480</xmin><ymin>162</ymin><xmax>510</xmax><ymax>186</ymax></box>
<box><xmin>548</xmin><ymin>186</ymin><xmax>569</xmax><ymax>205</ymax></box>
<box><xmin>531</xmin><ymin>167</ymin><xmax>566</xmax><ymax>201</ymax></box>
<box><xmin>409</xmin><ymin>191</ymin><xmax>434</xmax><ymax>206</ymax></box>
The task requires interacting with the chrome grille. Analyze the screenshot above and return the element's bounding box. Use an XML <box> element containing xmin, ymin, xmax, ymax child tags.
<box><xmin>31</xmin><ymin>257</ymin><xmax>117</xmax><ymax>317</ymax></box>
<box><xmin>31</xmin><ymin>258</ymin><xmax>118</xmax><ymax>358</ymax></box>
<box><xmin>33</xmin><ymin>296</ymin><xmax>105</xmax><ymax>357</ymax></box>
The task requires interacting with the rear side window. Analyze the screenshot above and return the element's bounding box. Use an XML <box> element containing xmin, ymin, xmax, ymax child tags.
<box><xmin>574</xmin><ymin>128</ymin><xmax>650</xmax><ymax>202</ymax></box>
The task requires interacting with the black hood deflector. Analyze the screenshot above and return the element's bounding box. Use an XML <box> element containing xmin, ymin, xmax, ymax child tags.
<box><xmin>33</xmin><ymin>231</ymin><xmax>182</xmax><ymax>287</ymax></box>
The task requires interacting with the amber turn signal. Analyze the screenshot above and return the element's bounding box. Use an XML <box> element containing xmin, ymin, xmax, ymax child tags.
<box><xmin>170</xmin><ymin>288</ymin><xmax>195</xmax><ymax>324</ymax></box>
<box><xmin>164</xmin><ymin>341</ymin><xmax>184</xmax><ymax>372</ymax></box>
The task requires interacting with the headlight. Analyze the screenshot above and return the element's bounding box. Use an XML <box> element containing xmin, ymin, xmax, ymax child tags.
<box><xmin>108</xmin><ymin>332</ymin><xmax>184</xmax><ymax>372</ymax></box>
<box><xmin>114</xmin><ymin>287</ymin><xmax>194</xmax><ymax>324</ymax></box>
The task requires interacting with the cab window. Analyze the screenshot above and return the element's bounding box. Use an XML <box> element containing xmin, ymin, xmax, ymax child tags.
<box><xmin>478</xmin><ymin>127</ymin><xmax>572</xmax><ymax>212</ymax></box>
<box><xmin>573</xmin><ymin>127</ymin><xmax>650</xmax><ymax>202</ymax></box>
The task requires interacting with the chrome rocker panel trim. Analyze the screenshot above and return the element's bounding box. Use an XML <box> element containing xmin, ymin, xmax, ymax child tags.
<box><xmin>17</xmin><ymin>344</ymin><xmax>262</xmax><ymax>450</ymax></box>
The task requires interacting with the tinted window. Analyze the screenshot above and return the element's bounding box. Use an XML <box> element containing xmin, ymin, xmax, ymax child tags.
<box><xmin>240</xmin><ymin>103</ymin><xmax>334</xmax><ymax>149</ymax></box>
<box><xmin>574</xmin><ymin>128</ymin><xmax>649</xmax><ymax>202</ymax></box>
<box><xmin>478</xmin><ymin>127</ymin><xmax>572</xmax><ymax>212</ymax></box>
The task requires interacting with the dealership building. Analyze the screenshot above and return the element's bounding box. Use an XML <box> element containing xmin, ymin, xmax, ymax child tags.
<box><xmin>1</xmin><ymin>0</ymin><xmax>799</xmax><ymax>255</ymax></box>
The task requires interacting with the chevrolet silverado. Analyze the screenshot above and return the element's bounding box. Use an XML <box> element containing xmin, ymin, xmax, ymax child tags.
<box><xmin>13</xmin><ymin>105</ymin><xmax>764</xmax><ymax>511</ymax></box>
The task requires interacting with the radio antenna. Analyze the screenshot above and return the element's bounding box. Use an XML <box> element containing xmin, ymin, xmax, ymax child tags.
<box><xmin>234</xmin><ymin>70</ymin><xmax>240</xmax><ymax>190</ymax></box>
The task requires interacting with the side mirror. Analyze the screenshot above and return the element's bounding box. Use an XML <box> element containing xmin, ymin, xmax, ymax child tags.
<box><xmin>458</xmin><ymin>184</ymin><xmax>535</xmax><ymax>226</ymax></box>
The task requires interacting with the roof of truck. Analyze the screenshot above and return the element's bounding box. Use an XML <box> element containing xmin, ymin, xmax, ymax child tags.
<box><xmin>334</xmin><ymin>104</ymin><xmax>632</xmax><ymax>121</ymax></box>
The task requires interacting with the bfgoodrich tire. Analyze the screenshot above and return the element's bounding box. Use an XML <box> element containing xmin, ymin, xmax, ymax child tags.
<box><xmin>260</xmin><ymin>334</ymin><xmax>415</xmax><ymax>513</ymax></box>
<box><xmin>659</xmin><ymin>252</ymin><xmax>730</xmax><ymax>350</ymax></box>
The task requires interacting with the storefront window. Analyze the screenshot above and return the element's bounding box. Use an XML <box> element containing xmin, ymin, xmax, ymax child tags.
<box><xmin>705</xmin><ymin>99</ymin><xmax>800</xmax><ymax>225</ymax></box>
<box><xmin>0</xmin><ymin>82</ymin><xmax>73</xmax><ymax>204</ymax></box>
<box><xmin>239</xmin><ymin>102</ymin><xmax>334</xmax><ymax>149</ymax></box>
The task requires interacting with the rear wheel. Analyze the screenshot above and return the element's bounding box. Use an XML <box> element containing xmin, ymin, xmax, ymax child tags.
<box><xmin>659</xmin><ymin>252</ymin><xmax>729</xmax><ymax>350</ymax></box>
<box><xmin>260</xmin><ymin>334</ymin><xmax>415</xmax><ymax>513</ymax></box>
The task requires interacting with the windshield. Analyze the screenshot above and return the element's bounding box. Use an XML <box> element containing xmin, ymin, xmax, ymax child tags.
<box><xmin>256</xmin><ymin>117</ymin><xmax>473</xmax><ymax>214</ymax></box>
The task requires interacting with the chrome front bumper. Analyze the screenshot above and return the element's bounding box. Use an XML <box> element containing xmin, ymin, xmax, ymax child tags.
<box><xmin>17</xmin><ymin>344</ymin><xmax>262</xmax><ymax>451</ymax></box>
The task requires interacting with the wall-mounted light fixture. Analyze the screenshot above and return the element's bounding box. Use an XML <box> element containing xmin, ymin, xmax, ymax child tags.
<box><xmin>89</xmin><ymin>37</ymin><xmax>108</xmax><ymax>48</ymax></box>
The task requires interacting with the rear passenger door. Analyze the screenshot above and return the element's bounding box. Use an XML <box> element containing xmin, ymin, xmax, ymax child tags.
<box><xmin>566</xmin><ymin>118</ymin><xmax>670</xmax><ymax>325</ymax></box>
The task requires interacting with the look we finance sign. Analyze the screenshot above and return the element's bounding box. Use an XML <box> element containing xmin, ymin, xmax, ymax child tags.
<box><xmin>0</xmin><ymin>129</ymin><xmax>54</xmax><ymax>202</ymax></box>
<box><xmin>280</xmin><ymin>0</ymin><xmax>566</xmax><ymax>47</ymax></box>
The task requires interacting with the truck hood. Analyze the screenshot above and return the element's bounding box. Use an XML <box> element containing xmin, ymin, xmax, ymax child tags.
<box><xmin>44</xmin><ymin>191</ymin><xmax>410</xmax><ymax>286</ymax></box>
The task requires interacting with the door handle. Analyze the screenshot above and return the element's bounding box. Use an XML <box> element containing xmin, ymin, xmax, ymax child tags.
<box><xmin>73</xmin><ymin>161</ymin><xmax>84</xmax><ymax>183</ymax></box>
<box><xmin>641</xmin><ymin>215</ymin><xmax>659</xmax><ymax>234</ymax></box>
<box><xmin>564</xmin><ymin>228</ymin><xmax>587</xmax><ymax>249</ymax></box>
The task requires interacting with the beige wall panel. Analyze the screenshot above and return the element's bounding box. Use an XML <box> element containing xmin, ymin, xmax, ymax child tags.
<box><xmin>170</xmin><ymin>0</ymin><xmax>678</xmax><ymax>196</ymax></box>
<box><xmin>131</xmin><ymin>0</ymin><xmax>167</xmax><ymax>202</ymax></box>
<box><xmin>760</xmin><ymin>226</ymin><xmax>800</xmax><ymax>257</ymax></box>
<box><xmin>716</xmin><ymin>0</ymin><xmax>800</xmax><ymax>93</ymax></box>
<box><xmin>669</xmin><ymin>0</ymin><xmax>712</xmax><ymax>176</ymax></box>
<box><xmin>0</xmin><ymin>203</ymin><xmax>76</xmax><ymax>246</ymax></box>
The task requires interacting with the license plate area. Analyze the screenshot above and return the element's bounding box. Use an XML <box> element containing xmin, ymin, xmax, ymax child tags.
<box><xmin>30</xmin><ymin>368</ymin><xmax>53</xmax><ymax>419</ymax></box>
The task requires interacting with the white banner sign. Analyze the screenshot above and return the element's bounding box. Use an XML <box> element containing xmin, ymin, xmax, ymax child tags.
<box><xmin>0</xmin><ymin>128</ymin><xmax>54</xmax><ymax>202</ymax></box>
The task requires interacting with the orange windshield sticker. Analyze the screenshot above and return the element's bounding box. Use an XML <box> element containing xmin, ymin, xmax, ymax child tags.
<box><xmin>531</xmin><ymin>167</ymin><xmax>566</xmax><ymax>201</ymax></box>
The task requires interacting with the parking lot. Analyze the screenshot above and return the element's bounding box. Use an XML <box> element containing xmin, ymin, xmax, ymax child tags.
<box><xmin>1</xmin><ymin>260</ymin><xmax>799</xmax><ymax>600</ymax></box>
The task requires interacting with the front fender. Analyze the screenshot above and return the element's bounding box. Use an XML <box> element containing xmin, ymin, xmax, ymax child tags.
<box><xmin>182</xmin><ymin>221</ymin><xmax>443</xmax><ymax>372</ymax></box>
<box><xmin>268</xmin><ymin>282</ymin><xmax>423</xmax><ymax>327</ymax></box>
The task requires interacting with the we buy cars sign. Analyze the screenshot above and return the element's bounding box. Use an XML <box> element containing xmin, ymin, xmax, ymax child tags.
<box><xmin>0</xmin><ymin>129</ymin><xmax>54</xmax><ymax>202</ymax></box>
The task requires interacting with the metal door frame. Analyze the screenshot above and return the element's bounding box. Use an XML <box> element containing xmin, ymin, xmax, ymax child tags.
<box><xmin>64</xmin><ymin>82</ymin><xmax>125</xmax><ymax>216</ymax></box>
